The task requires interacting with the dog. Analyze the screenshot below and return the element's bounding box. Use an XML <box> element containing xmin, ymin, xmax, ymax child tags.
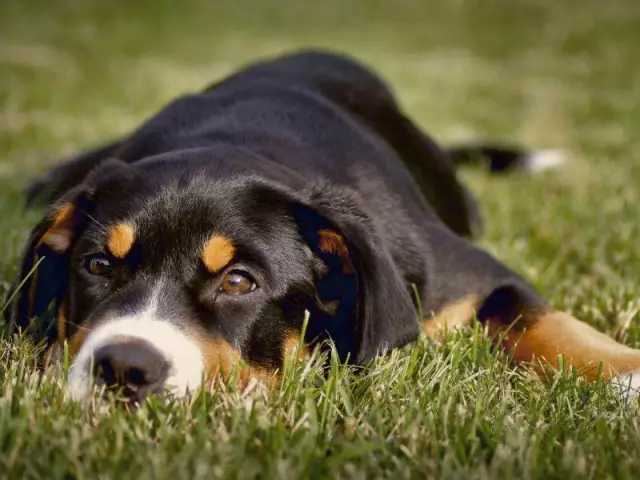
<box><xmin>6</xmin><ymin>50</ymin><xmax>640</xmax><ymax>404</ymax></box>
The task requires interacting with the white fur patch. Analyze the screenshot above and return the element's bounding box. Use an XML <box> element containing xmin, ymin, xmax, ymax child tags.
<box><xmin>611</xmin><ymin>371</ymin><xmax>640</xmax><ymax>402</ymax></box>
<box><xmin>521</xmin><ymin>149</ymin><xmax>567</xmax><ymax>173</ymax></box>
<box><xmin>66</xmin><ymin>289</ymin><xmax>204</xmax><ymax>400</ymax></box>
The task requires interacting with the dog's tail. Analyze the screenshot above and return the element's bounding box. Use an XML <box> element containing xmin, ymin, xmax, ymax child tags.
<box><xmin>446</xmin><ymin>143</ymin><xmax>566</xmax><ymax>174</ymax></box>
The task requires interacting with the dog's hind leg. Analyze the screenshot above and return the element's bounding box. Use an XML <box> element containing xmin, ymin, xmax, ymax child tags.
<box><xmin>423</xmin><ymin>285</ymin><xmax>640</xmax><ymax>393</ymax></box>
<box><xmin>492</xmin><ymin>307</ymin><xmax>640</xmax><ymax>386</ymax></box>
<box><xmin>421</xmin><ymin>226</ymin><xmax>640</xmax><ymax>392</ymax></box>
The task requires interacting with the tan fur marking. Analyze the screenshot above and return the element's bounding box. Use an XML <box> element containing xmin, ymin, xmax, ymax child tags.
<box><xmin>27</xmin><ymin>203</ymin><xmax>79</xmax><ymax>320</ymax></box>
<box><xmin>197</xmin><ymin>335</ymin><xmax>278</xmax><ymax>390</ymax></box>
<box><xmin>424</xmin><ymin>296</ymin><xmax>640</xmax><ymax>382</ymax></box>
<box><xmin>41</xmin><ymin>203</ymin><xmax>77</xmax><ymax>253</ymax></box>
<box><xmin>69</xmin><ymin>328</ymin><xmax>90</xmax><ymax>357</ymax></box>
<box><xmin>202</xmin><ymin>235</ymin><xmax>235</xmax><ymax>273</ymax></box>
<box><xmin>317</xmin><ymin>229</ymin><xmax>354</xmax><ymax>274</ymax></box>
<box><xmin>236</xmin><ymin>365</ymin><xmax>279</xmax><ymax>389</ymax></box>
<box><xmin>282</xmin><ymin>331</ymin><xmax>311</xmax><ymax>360</ymax></box>
<box><xmin>50</xmin><ymin>202</ymin><xmax>75</xmax><ymax>227</ymax></box>
<box><xmin>422</xmin><ymin>295</ymin><xmax>479</xmax><ymax>340</ymax></box>
<box><xmin>500</xmin><ymin>311</ymin><xmax>640</xmax><ymax>381</ymax></box>
<box><xmin>56</xmin><ymin>298</ymin><xmax>68</xmax><ymax>346</ymax></box>
<box><xmin>107</xmin><ymin>223</ymin><xmax>135</xmax><ymax>259</ymax></box>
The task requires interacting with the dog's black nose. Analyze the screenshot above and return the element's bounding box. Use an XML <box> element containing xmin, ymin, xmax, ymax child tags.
<box><xmin>93</xmin><ymin>339</ymin><xmax>169</xmax><ymax>403</ymax></box>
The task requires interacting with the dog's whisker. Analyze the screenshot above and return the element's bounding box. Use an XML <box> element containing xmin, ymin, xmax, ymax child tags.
<box><xmin>62</xmin><ymin>321</ymin><xmax>92</xmax><ymax>333</ymax></box>
<box><xmin>81</xmin><ymin>209</ymin><xmax>108</xmax><ymax>234</ymax></box>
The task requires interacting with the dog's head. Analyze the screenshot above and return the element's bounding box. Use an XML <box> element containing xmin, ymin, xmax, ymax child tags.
<box><xmin>6</xmin><ymin>159</ymin><xmax>418</xmax><ymax>402</ymax></box>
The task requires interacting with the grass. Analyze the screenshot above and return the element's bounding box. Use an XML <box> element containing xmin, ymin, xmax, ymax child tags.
<box><xmin>3</xmin><ymin>0</ymin><xmax>640</xmax><ymax>477</ymax></box>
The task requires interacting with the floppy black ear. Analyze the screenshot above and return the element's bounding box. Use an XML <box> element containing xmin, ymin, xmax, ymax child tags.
<box><xmin>5</xmin><ymin>158</ymin><xmax>128</xmax><ymax>346</ymax></box>
<box><xmin>5</xmin><ymin>193</ymin><xmax>95</xmax><ymax>346</ymax></box>
<box><xmin>291</xmin><ymin>183</ymin><xmax>420</xmax><ymax>364</ymax></box>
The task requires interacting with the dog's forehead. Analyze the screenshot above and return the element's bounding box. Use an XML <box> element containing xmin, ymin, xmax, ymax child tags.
<box><xmin>87</xmin><ymin>175</ymin><xmax>305</xmax><ymax>270</ymax></box>
<box><xmin>135</xmin><ymin>179</ymin><xmax>291</xmax><ymax>242</ymax></box>
<box><xmin>93</xmin><ymin>175</ymin><xmax>244</xmax><ymax>230</ymax></box>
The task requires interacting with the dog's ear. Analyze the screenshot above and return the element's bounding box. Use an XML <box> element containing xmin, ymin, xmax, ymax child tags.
<box><xmin>5</xmin><ymin>193</ymin><xmax>95</xmax><ymax>345</ymax></box>
<box><xmin>290</xmin><ymin>183</ymin><xmax>420</xmax><ymax>364</ymax></box>
<box><xmin>6</xmin><ymin>158</ymin><xmax>129</xmax><ymax>345</ymax></box>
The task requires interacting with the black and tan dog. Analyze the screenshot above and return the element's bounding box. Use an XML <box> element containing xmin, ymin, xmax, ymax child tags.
<box><xmin>5</xmin><ymin>51</ymin><xmax>640</xmax><ymax>403</ymax></box>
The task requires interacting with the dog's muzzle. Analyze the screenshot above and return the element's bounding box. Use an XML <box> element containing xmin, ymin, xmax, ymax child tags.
<box><xmin>92</xmin><ymin>338</ymin><xmax>170</xmax><ymax>403</ymax></box>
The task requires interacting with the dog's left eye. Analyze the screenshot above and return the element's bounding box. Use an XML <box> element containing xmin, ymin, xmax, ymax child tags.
<box><xmin>85</xmin><ymin>255</ymin><xmax>112</xmax><ymax>276</ymax></box>
<box><xmin>220</xmin><ymin>270</ymin><xmax>256</xmax><ymax>295</ymax></box>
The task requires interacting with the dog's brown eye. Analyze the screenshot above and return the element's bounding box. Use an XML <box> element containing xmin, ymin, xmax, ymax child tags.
<box><xmin>85</xmin><ymin>255</ymin><xmax>112</xmax><ymax>276</ymax></box>
<box><xmin>220</xmin><ymin>270</ymin><xmax>256</xmax><ymax>295</ymax></box>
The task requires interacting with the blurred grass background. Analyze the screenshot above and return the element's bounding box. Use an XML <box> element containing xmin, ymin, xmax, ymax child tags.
<box><xmin>3</xmin><ymin>0</ymin><xmax>640</xmax><ymax>478</ymax></box>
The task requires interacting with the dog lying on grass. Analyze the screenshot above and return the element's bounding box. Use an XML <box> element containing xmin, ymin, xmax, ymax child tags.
<box><xmin>5</xmin><ymin>50</ymin><xmax>640</xmax><ymax>404</ymax></box>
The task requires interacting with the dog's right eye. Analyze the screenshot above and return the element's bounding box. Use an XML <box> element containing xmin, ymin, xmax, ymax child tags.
<box><xmin>85</xmin><ymin>255</ymin><xmax>112</xmax><ymax>276</ymax></box>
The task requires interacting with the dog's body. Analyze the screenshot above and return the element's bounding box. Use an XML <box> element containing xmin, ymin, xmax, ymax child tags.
<box><xmin>7</xmin><ymin>51</ymin><xmax>640</xmax><ymax>402</ymax></box>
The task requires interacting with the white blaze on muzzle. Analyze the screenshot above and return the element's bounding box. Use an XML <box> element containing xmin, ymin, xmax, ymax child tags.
<box><xmin>66</xmin><ymin>296</ymin><xmax>205</xmax><ymax>400</ymax></box>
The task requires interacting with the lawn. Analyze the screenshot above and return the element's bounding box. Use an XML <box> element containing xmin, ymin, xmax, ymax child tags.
<box><xmin>3</xmin><ymin>0</ymin><xmax>640</xmax><ymax>477</ymax></box>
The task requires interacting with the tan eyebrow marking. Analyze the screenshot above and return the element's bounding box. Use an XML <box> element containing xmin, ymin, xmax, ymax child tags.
<box><xmin>202</xmin><ymin>235</ymin><xmax>235</xmax><ymax>273</ymax></box>
<box><xmin>107</xmin><ymin>223</ymin><xmax>135</xmax><ymax>259</ymax></box>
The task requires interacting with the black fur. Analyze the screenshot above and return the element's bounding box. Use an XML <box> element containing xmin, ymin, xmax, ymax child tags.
<box><xmin>7</xmin><ymin>50</ymin><xmax>548</xmax><ymax>372</ymax></box>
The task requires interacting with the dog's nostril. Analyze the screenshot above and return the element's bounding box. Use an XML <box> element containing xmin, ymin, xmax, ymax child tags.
<box><xmin>95</xmin><ymin>359</ymin><xmax>117</xmax><ymax>386</ymax></box>
<box><xmin>127</xmin><ymin>367</ymin><xmax>146</xmax><ymax>386</ymax></box>
<box><xmin>92</xmin><ymin>339</ymin><xmax>169</xmax><ymax>401</ymax></box>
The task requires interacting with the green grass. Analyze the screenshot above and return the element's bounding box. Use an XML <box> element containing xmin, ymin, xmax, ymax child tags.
<box><xmin>3</xmin><ymin>0</ymin><xmax>640</xmax><ymax>477</ymax></box>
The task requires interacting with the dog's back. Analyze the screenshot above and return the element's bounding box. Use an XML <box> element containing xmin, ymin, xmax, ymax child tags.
<box><xmin>28</xmin><ymin>51</ymin><xmax>479</xmax><ymax>238</ymax></box>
